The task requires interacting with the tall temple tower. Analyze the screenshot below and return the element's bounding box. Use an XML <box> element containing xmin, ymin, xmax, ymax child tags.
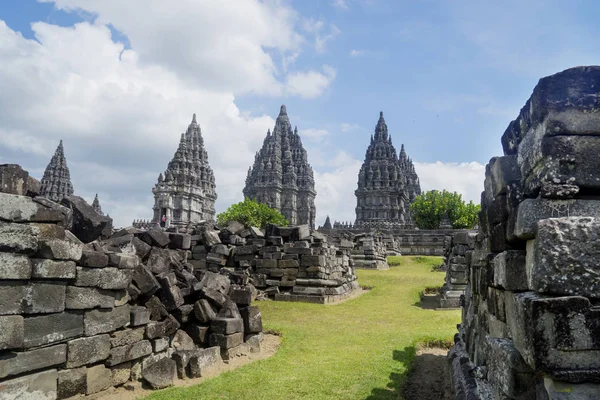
<box><xmin>150</xmin><ymin>114</ymin><xmax>217</xmax><ymax>227</ymax></box>
<box><xmin>243</xmin><ymin>105</ymin><xmax>317</xmax><ymax>229</ymax></box>
<box><xmin>354</xmin><ymin>112</ymin><xmax>421</xmax><ymax>229</ymax></box>
<box><xmin>40</xmin><ymin>140</ymin><xmax>74</xmax><ymax>202</ymax></box>
<box><xmin>92</xmin><ymin>194</ymin><xmax>103</xmax><ymax>215</ymax></box>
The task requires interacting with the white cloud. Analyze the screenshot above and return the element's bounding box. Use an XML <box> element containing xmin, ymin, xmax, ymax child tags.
<box><xmin>285</xmin><ymin>65</ymin><xmax>337</xmax><ymax>99</ymax></box>
<box><xmin>340</xmin><ymin>122</ymin><xmax>359</xmax><ymax>132</ymax></box>
<box><xmin>332</xmin><ymin>0</ymin><xmax>349</xmax><ymax>11</ymax></box>
<box><xmin>349</xmin><ymin>49</ymin><xmax>365</xmax><ymax>57</ymax></box>
<box><xmin>414</xmin><ymin>161</ymin><xmax>485</xmax><ymax>203</ymax></box>
<box><xmin>302</xmin><ymin>128</ymin><xmax>329</xmax><ymax>142</ymax></box>
<box><xmin>302</xmin><ymin>18</ymin><xmax>341</xmax><ymax>54</ymax></box>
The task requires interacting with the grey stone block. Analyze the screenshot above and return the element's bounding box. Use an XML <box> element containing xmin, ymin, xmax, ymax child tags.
<box><xmin>111</xmin><ymin>361</ymin><xmax>131</xmax><ymax>387</ymax></box>
<box><xmin>142</xmin><ymin>357</ymin><xmax>176</xmax><ymax>389</ymax></box>
<box><xmin>23</xmin><ymin>311</ymin><xmax>83</xmax><ymax>348</ymax></box>
<box><xmin>80</xmin><ymin>250</ymin><xmax>109</xmax><ymax>268</ymax></box>
<box><xmin>189</xmin><ymin>346</ymin><xmax>221</xmax><ymax>378</ymax></box>
<box><xmin>107</xmin><ymin>340</ymin><xmax>152</xmax><ymax>366</ymax></box>
<box><xmin>0</xmin><ymin>281</ymin><xmax>66</xmax><ymax>315</ymax></box>
<box><xmin>528</xmin><ymin>217</ymin><xmax>600</xmax><ymax>297</ymax></box>
<box><xmin>31</xmin><ymin>258</ymin><xmax>76</xmax><ymax>279</ymax></box>
<box><xmin>86</xmin><ymin>364</ymin><xmax>112</xmax><ymax>395</ymax></box>
<box><xmin>66</xmin><ymin>334</ymin><xmax>111</xmax><ymax>368</ymax></box>
<box><xmin>110</xmin><ymin>326</ymin><xmax>145</xmax><ymax>347</ymax></box>
<box><xmin>240</xmin><ymin>306</ymin><xmax>263</xmax><ymax>334</ymax></box>
<box><xmin>75</xmin><ymin>267</ymin><xmax>133</xmax><ymax>290</ymax></box>
<box><xmin>153</xmin><ymin>337</ymin><xmax>169</xmax><ymax>353</ymax></box>
<box><xmin>84</xmin><ymin>305</ymin><xmax>130</xmax><ymax>336</ymax></box>
<box><xmin>58</xmin><ymin>367</ymin><xmax>87</xmax><ymax>399</ymax></box>
<box><xmin>37</xmin><ymin>238</ymin><xmax>82</xmax><ymax>261</ymax></box>
<box><xmin>0</xmin><ymin>343</ymin><xmax>66</xmax><ymax>379</ymax></box>
<box><xmin>209</xmin><ymin>332</ymin><xmax>244</xmax><ymax>349</ymax></box>
<box><xmin>486</xmin><ymin>337</ymin><xmax>535</xmax><ymax>398</ymax></box>
<box><xmin>0</xmin><ymin>369</ymin><xmax>58</xmax><ymax>400</ymax></box>
<box><xmin>0</xmin><ymin>192</ymin><xmax>39</xmax><ymax>222</ymax></box>
<box><xmin>210</xmin><ymin>317</ymin><xmax>244</xmax><ymax>335</ymax></box>
<box><xmin>130</xmin><ymin>306</ymin><xmax>150</xmax><ymax>326</ymax></box>
<box><xmin>492</xmin><ymin>251</ymin><xmax>528</xmax><ymax>291</ymax></box>
<box><xmin>0</xmin><ymin>315</ymin><xmax>23</xmax><ymax>350</ymax></box>
<box><xmin>65</xmin><ymin>286</ymin><xmax>115</xmax><ymax>309</ymax></box>
<box><xmin>0</xmin><ymin>221</ymin><xmax>38</xmax><ymax>253</ymax></box>
<box><xmin>145</xmin><ymin>315</ymin><xmax>180</xmax><ymax>339</ymax></box>
<box><xmin>0</xmin><ymin>252</ymin><xmax>31</xmax><ymax>279</ymax></box>
<box><xmin>108</xmin><ymin>252</ymin><xmax>138</xmax><ymax>269</ymax></box>
<box><xmin>132</xmin><ymin>264</ymin><xmax>160</xmax><ymax>296</ymax></box>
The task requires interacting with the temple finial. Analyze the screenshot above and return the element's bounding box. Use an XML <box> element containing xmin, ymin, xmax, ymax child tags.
<box><xmin>379</xmin><ymin>111</ymin><xmax>383</xmax><ymax>118</ymax></box>
<box><xmin>279</xmin><ymin>105</ymin><xmax>287</xmax><ymax>115</ymax></box>
<box><xmin>192</xmin><ymin>113</ymin><xmax>197</xmax><ymax>123</ymax></box>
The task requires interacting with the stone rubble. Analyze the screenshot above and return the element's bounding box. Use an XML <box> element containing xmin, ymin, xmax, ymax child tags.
<box><xmin>449</xmin><ymin>66</ymin><xmax>600</xmax><ymax>400</ymax></box>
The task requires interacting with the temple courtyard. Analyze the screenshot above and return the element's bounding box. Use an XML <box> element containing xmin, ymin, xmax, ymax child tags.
<box><xmin>138</xmin><ymin>256</ymin><xmax>459</xmax><ymax>400</ymax></box>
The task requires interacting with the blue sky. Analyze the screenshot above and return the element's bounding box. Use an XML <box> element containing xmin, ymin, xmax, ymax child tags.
<box><xmin>1</xmin><ymin>0</ymin><xmax>599</xmax><ymax>227</ymax></box>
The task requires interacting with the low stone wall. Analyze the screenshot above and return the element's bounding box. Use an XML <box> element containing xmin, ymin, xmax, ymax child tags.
<box><xmin>439</xmin><ymin>231</ymin><xmax>476</xmax><ymax>308</ymax></box>
<box><xmin>350</xmin><ymin>234</ymin><xmax>389</xmax><ymax>270</ymax></box>
<box><xmin>449</xmin><ymin>66</ymin><xmax>600</xmax><ymax>399</ymax></box>
<box><xmin>0</xmin><ymin>192</ymin><xmax>264</xmax><ymax>399</ymax></box>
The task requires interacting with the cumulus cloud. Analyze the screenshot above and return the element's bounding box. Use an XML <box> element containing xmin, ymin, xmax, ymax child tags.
<box><xmin>302</xmin><ymin>128</ymin><xmax>329</xmax><ymax>142</ymax></box>
<box><xmin>285</xmin><ymin>65</ymin><xmax>337</xmax><ymax>98</ymax></box>
<box><xmin>302</xmin><ymin>18</ymin><xmax>341</xmax><ymax>54</ymax></box>
<box><xmin>414</xmin><ymin>161</ymin><xmax>485</xmax><ymax>203</ymax></box>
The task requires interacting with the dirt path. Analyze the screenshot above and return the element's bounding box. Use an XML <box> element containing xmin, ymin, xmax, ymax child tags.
<box><xmin>87</xmin><ymin>333</ymin><xmax>281</xmax><ymax>400</ymax></box>
<box><xmin>403</xmin><ymin>346</ymin><xmax>453</xmax><ymax>400</ymax></box>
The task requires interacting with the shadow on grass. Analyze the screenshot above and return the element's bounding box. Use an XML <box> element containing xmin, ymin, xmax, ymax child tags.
<box><xmin>364</xmin><ymin>346</ymin><xmax>416</xmax><ymax>400</ymax></box>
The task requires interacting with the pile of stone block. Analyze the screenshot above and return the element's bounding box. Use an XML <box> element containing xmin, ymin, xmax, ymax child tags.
<box><xmin>0</xmin><ymin>192</ymin><xmax>263</xmax><ymax>399</ymax></box>
<box><xmin>350</xmin><ymin>233</ymin><xmax>389</xmax><ymax>270</ymax></box>
<box><xmin>187</xmin><ymin>222</ymin><xmax>359</xmax><ymax>304</ymax></box>
<box><xmin>438</xmin><ymin>231</ymin><xmax>476</xmax><ymax>308</ymax></box>
<box><xmin>449</xmin><ymin>66</ymin><xmax>600</xmax><ymax>399</ymax></box>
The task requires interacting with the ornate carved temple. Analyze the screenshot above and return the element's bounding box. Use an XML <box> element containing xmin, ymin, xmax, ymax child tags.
<box><xmin>243</xmin><ymin>105</ymin><xmax>317</xmax><ymax>229</ymax></box>
<box><xmin>137</xmin><ymin>114</ymin><xmax>217</xmax><ymax>229</ymax></box>
<box><xmin>40</xmin><ymin>140</ymin><xmax>74</xmax><ymax>203</ymax></box>
<box><xmin>92</xmin><ymin>193</ymin><xmax>103</xmax><ymax>215</ymax></box>
<box><xmin>354</xmin><ymin>112</ymin><xmax>421</xmax><ymax>229</ymax></box>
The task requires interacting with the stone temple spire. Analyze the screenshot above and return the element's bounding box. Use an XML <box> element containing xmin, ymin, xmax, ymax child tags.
<box><xmin>92</xmin><ymin>193</ymin><xmax>103</xmax><ymax>215</ymax></box>
<box><xmin>40</xmin><ymin>140</ymin><xmax>74</xmax><ymax>203</ymax></box>
<box><xmin>323</xmin><ymin>215</ymin><xmax>332</xmax><ymax>229</ymax></box>
<box><xmin>145</xmin><ymin>114</ymin><xmax>217</xmax><ymax>228</ymax></box>
<box><xmin>354</xmin><ymin>111</ymin><xmax>421</xmax><ymax>228</ymax></box>
<box><xmin>243</xmin><ymin>105</ymin><xmax>317</xmax><ymax>229</ymax></box>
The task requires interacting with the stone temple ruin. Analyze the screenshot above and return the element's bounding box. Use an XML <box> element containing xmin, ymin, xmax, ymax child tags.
<box><xmin>243</xmin><ymin>105</ymin><xmax>317</xmax><ymax>230</ymax></box>
<box><xmin>40</xmin><ymin>140</ymin><xmax>74</xmax><ymax>203</ymax></box>
<box><xmin>449</xmin><ymin>66</ymin><xmax>600</xmax><ymax>399</ymax></box>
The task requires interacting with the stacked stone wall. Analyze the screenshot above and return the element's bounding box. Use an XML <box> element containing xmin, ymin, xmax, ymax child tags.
<box><xmin>0</xmin><ymin>192</ymin><xmax>265</xmax><ymax>399</ymax></box>
<box><xmin>350</xmin><ymin>234</ymin><xmax>389</xmax><ymax>270</ymax></box>
<box><xmin>439</xmin><ymin>231</ymin><xmax>476</xmax><ymax>308</ymax></box>
<box><xmin>449</xmin><ymin>66</ymin><xmax>600</xmax><ymax>399</ymax></box>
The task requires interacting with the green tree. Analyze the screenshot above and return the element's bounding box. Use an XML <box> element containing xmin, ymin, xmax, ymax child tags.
<box><xmin>409</xmin><ymin>190</ymin><xmax>480</xmax><ymax>230</ymax></box>
<box><xmin>217</xmin><ymin>197</ymin><xmax>288</xmax><ymax>228</ymax></box>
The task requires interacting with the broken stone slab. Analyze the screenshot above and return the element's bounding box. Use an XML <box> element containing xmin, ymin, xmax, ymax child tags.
<box><xmin>84</xmin><ymin>304</ymin><xmax>130</xmax><ymax>336</ymax></box>
<box><xmin>131</xmin><ymin>236</ymin><xmax>152</xmax><ymax>260</ymax></box>
<box><xmin>0</xmin><ymin>315</ymin><xmax>23</xmax><ymax>350</ymax></box>
<box><xmin>199</xmin><ymin>270</ymin><xmax>231</xmax><ymax>294</ymax></box>
<box><xmin>217</xmin><ymin>300</ymin><xmax>242</xmax><ymax>319</ymax></box>
<box><xmin>108</xmin><ymin>252</ymin><xmax>139</xmax><ymax>269</ymax></box>
<box><xmin>210</xmin><ymin>317</ymin><xmax>244</xmax><ymax>335</ymax></box>
<box><xmin>486</xmin><ymin>337</ymin><xmax>536</xmax><ymax>398</ymax></box>
<box><xmin>23</xmin><ymin>311</ymin><xmax>83</xmax><ymax>348</ymax></box>
<box><xmin>0</xmin><ymin>281</ymin><xmax>66</xmax><ymax>315</ymax></box>
<box><xmin>86</xmin><ymin>364</ymin><xmax>112</xmax><ymax>395</ymax></box>
<box><xmin>209</xmin><ymin>332</ymin><xmax>244</xmax><ymax>349</ymax></box>
<box><xmin>107</xmin><ymin>340</ymin><xmax>152</xmax><ymax>366</ymax></box>
<box><xmin>0</xmin><ymin>165</ymin><xmax>40</xmax><ymax>196</ymax></box>
<box><xmin>66</xmin><ymin>334</ymin><xmax>111</xmax><ymax>368</ymax></box>
<box><xmin>32</xmin><ymin>196</ymin><xmax>73</xmax><ymax>227</ymax></box>
<box><xmin>31</xmin><ymin>258</ymin><xmax>76</xmax><ymax>279</ymax></box>
<box><xmin>109</xmin><ymin>326</ymin><xmax>146</xmax><ymax>347</ymax></box>
<box><xmin>65</xmin><ymin>286</ymin><xmax>115</xmax><ymax>309</ymax></box>
<box><xmin>202</xmin><ymin>230</ymin><xmax>221</xmax><ymax>246</ymax></box>
<box><xmin>111</xmin><ymin>361</ymin><xmax>131</xmax><ymax>387</ymax></box>
<box><xmin>0</xmin><ymin>343</ymin><xmax>66</xmax><ymax>379</ymax></box>
<box><xmin>189</xmin><ymin>346</ymin><xmax>221</xmax><ymax>378</ymax></box>
<box><xmin>145</xmin><ymin>315</ymin><xmax>180</xmax><ymax>339</ymax></box>
<box><xmin>527</xmin><ymin>217</ymin><xmax>600</xmax><ymax>298</ymax></box>
<box><xmin>58</xmin><ymin>367</ymin><xmax>87</xmax><ymax>399</ymax></box>
<box><xmin>61</xmin><ymin>195</ymin><xmax>113</xmax><ymax>243</ymax></box>
<box><xmin>0</xmin><ymin>369</ymin><xmax>58</xmax><ymax>400</ymax></box>
<box><xmin>0</xmin><ymin>192</ymin><xmax>39</xmax><ymax>222</ymax></box>
<box><xmin>156</xmin><ymin>273</ymin><xmax>184</xmax><ymax>311</ymax></box>
<box><xmin>172</xmin><ymin>329</ymin><xmax>196</xmax><ymax>351</ymax></box>
<box><xmin>229</xmin><ymin>286</ymin><xmax>253</xmax><ymax>306</ymax></box>
<box><xmin>185</xmin><ymin>324</ymin><xmax>209</xmax><ymax>345</ymax></box>
<box><xmin>0</xmin><ymin>252</ymin><xmax>32</xmax><ymax>279</ymax></box>
<box><xmin>142</xmin><ymin>357</ymin><xmax>176</xmax><ymax>389</ymax></box>
<box><xmin>145</xmin><ymin>296</ymin><xmax>169</xmax><ymax>321</ymax></box>
<box><xmin>37</xmin><ymin>238</ymin><xmax>82</xmax><ymax>261</ymax></box>
<box><xmin>0</xmin><ymin>221</ymin><xmax>39</xmax><ymax>253</ymax></box>
<box><xmin>240</xmin><ymin>306</ymin><xmax>263</xmax><ymax>334</ymax></box>
<box><xmin>169</xmin><ymin>233</ymin><xmax>191</xmax><ymax>250</ymax></box>
<box><xmin>139</xmin><ymin>228</ymin><xmax>170</xmax><ymax>248</ymax></box>
<box><xmin>194</xmin><ymin>298</ymin><xmax>217</xmax><ymax>324</ymax></box>
<box><xmin>146</xmin><ymin>247</ymin><xmax>177</xmax><ymax>275</ymax></box>
<box><xmin>132</xmin><ymin>264</ymin><xmax>160</xmax><ymax>296</ymax></box>
<box><xmin>80</xmin><ymin>250</ymin><xmax>109</xmax><ymax>268</ymax></box>
<box><xmin>225</xmin><ymin>221</ymin><xmax>245</xmax><ymax>235</ymax></box>
<box><xmin>130</xmin><ymin>305</ymin><xmax>151</xmax><ymax>326</ymax></box>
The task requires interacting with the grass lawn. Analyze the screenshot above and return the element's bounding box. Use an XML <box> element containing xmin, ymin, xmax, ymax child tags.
<box><xmin>146</xmin><ymin>256</ymin><xmax>461</xmax><ymax>400</ymax></box>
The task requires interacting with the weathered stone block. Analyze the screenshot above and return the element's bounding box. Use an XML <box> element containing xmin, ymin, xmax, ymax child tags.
<box><xmin>75</xmin><ymin>267</ymin><xmax>133</xmax><ymax>290</ymax></box>
<box><xmin>142</xmin><ymin>357</ymin><xmax>176</xmax><ymax>389</ymax></box>
<box><xmin>0</xmin><ymin>343</ymin><xmax>66</xmax><ymax>379</ymax></box>
<box><xmin>300</xmin><ymin>255</ymin><xmax>326</xmax><ymax>267</ymax></box>
<box><xmin>240</xmin><ymin>306</ymin><xmax>263</xmax><ymax>334</ymax></box>
<box><xmin>202</xmin><ymin>230</ymin><xmax>221</xmax><ymax>246</ymax></box>
<box><xmin>146</xmin><ymin>247</ymin><xmax>175</xmax><ymax>275</ymax></box>
<box><xmin>23</xmin><ymin>311</ymin><xmax>83</xmax><ymax>348</ymax></box>
<box><xmin>169</xmin><ymin>233</ymin><xmax>191</xmax><ymax>249</ymax></box>
<box><xmin>140</xmin><ymin>228</ymin><xmax>170</xmax><ymax>247</ymax></box>
<box><xmin>0</xmin><ymin>192</ymin><xmax>39</xmax><ymax>222</ymax></box>
<box><xmin>84</xmin><ymin>305</ymin><xmax>130</xmax><ymax>336</ymax></box>
<box><xmin>486</xmin><ymin>337</ymin><xmax>536</xmax><ymax>398</ymax></box>
<box><xmin>492</xmin><ymin>251</ymin><xmax>528</xmax><ymax>291</ymax></box>
<box><xmin>186</xmin><ymin>324</ymin><xmax>209</xmax><ymax>345</ymax></box>
<box><xmin>145</xmin><ymin>315</ymin><xmax>180</xmax><ymax>339</ymax></box>
<box><xmin>130</xmin><ymin>305</ymin><xmax>151</xmax><ymax>326</ymax></box>
<box><xmin>86</xmin><ymin>364</ymin><xmax>112</xmax><ymax>395</ymax></box>
<box><xmin>0</xmin><ymin>281</ymin><xmax>67</xmax><ymax>315</ymax></box>
<box><xmin>279</xmin><ymin>259</ymin><xmax>300</xmax><ymax>268</ymax></box>
<box><xmin>65</xmin><ymin>286</ymin><xmax>115</xmax><ymax>309</ymax></box>
<box><xmin>172</xmin><ymin>329</ymin><xmax>196</xmax><ymax>351</ymax></box>
<box><xmin>31</xmin><ymin>258</ymin><xmax>76</xmax><ymax>279</ymax></box>
<box><xmin>153</xmin><ymin>337</ymin><xmax>169</xmax><ymax>352</ymax></box>
<box><xmin>0</xmin><ymin>369</ymin><xmax>58</xmax><ymax>400</ymax></box>
<box><xmin>107</xmin><ymin>340</ymin><xmax>152</xmax><ymax>366</ymax></box>
<box><xmin>209</xmin><ymin>332</ymin><xmax>244</xmax><ymax>349</ymax></box>
<box><xmin>111</xmin><ymin>362</ymin><xmax>131</xmax><ymax>387</ymax></box>
<box><xmin>80</xmin><ymin>250</ymin><xmax>109</xmax><ymax>267</ymax></box>
<box><xmin>37</xmin><ymin>238</ymin><xmax>82</xmax><ymax>261</ymax></box>
<box><xmin>486</xmin><ymin>156</ymin><xmax>521</xmax><ymax>197</ymax></box>
<box><xmin>108</xmin><ymin>252</ymin><xmax>139</xmax><ymax>269</ymax></box>
<box><xmin>229</xmin><ymin>286</ymin><xmax>253</xmax><ymax>306</ymax></box>
<box><xmin>210</xmin><ymin>317</ymin><xmax>244</xmax><ymax>335</ymax></box>
<box><xmin>189</xmin><ymin>346</ymin><xmax>221</xmax><ymax>378</ymax></box>
<box><xmin>58</xmin><ymin>367</ymin><xmax>87</xmax><ymax>399</ymax></box>
<box><xmin>0</xmin><ymin>315</ymin><xmax>23</xmax><ymax>350</ymax></box>
<box><xmin>110</xmin><ymin>326</ymin><xmax>145</xmax><ymax>347</ymax></box>
<box><xmin>66</xmin><ymin>334</ymin><xmax>111</xmax><ymax>368</ymax></box>
<box><xmin>131</xmin><ymin>237</ymin><xmax>151</xmax><ymax>259</ymax></box>
<box><xmin>0</xmin><ymin>252</ymin><xmax>32</xmax><ymax>280</ymax></box>
<box><xmin>132</xmin><ymin>264</ymin><xmax>160</xmax><ymax>296</ymax></box>
<box><xmin>0</xmin><ymin>221</ymin><xmax>38</xmax><ymax>253</ymax></box>
<box><xmin>528</xmin><ymin>217</ymin><xmax>600</xmax><ymax>297</ymax></box>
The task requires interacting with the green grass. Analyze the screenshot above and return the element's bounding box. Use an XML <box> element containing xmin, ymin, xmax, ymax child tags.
<box><xmin>146</xmin><ymin>256</ymin><xmax>460</xmax><ymax>400</ymax></box>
